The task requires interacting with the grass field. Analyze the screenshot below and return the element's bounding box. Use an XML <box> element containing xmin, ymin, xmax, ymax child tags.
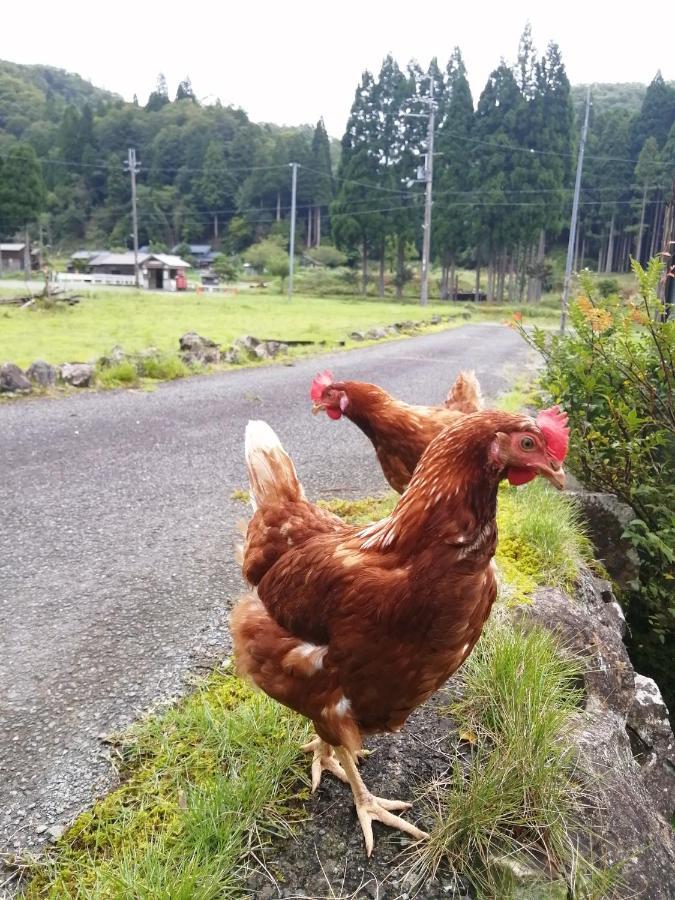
<box><xmin>0</xmin><ymin>287</ymin><xmax>561</xmax><ymax>370</ymax></box>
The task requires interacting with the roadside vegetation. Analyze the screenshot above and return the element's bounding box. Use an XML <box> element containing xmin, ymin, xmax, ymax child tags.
<box><xmin>15</xmin><ymin>465</ymin><xmax>599</xmax><ymax>897</ymax></box>
<box><xmin>0</xmin><ymin>284</ymin><xmax>562</xmax><ymax>374</ymax></box>
<box><xmin>519</xmin><ymin>257</ymin><xmax>675</xmax><ymax>710</ymax></box>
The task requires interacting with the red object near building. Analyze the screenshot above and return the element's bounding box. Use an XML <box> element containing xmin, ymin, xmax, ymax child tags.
<box><xmin>176</xmin><ymin>270</ymin><xmax>187</xmax><ymax>291</ymax></box>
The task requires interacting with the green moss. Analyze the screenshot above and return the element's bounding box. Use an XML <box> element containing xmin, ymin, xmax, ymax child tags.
<box><xmin>496</xmin><ymin>480</ymin><xmax>592</xmax><ymax>604</ymax></box>
<box><xmin>317</xmin><ymin>493</ymin><xmax>396</xmax><ymax>525</ymax></box>
<box><xmin>21</xmin><ymin>672</ymin><xmax>309</xmax><ymax>898</ymax></box>
<box><xmin>230</xmin><ymin>488</ymin><xmax>251</xmax><ymax>504</ymax></box>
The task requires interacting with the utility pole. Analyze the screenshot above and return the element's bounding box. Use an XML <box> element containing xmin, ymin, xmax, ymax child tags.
<box><xmin>288</xmin><ymin>162</ymin><xmax>298</xmax><ymax>300</ymax></box>
<box><xmin>420</xmin><ymin>79</ymin><xmax>436</xmax><ymax>306</ymax></box>
<box><xmin>125</xmin><ymin>148</ymin><xmax>141</xmax><ymax>289</ymax></box>
<box><xmin>560</xmin><ymin>87</ymin><xmax>591</xmax><ymax>334</ymax></box>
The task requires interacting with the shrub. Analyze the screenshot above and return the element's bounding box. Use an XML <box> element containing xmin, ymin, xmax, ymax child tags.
<box><xmin>212</xmin><ymin>254</ymin><xmax>239</xmax><ymax>283</ymax></box>
<box><xmin>305</xmin><ymin>245</ymin><xmax>347</xmax><ymax>268</ymax></box>
<box><xmin>518</xmin><ymin>258</ymin><xmax>675</xmax><ymax>705</ymax></box>
<box><xmin>596</xmin><ymin>276</ymin><xmax>620</xmax><ymax>298</ymax></box>
<box><xmin>96</xmin><ymin>359</ymin><xmax>139</xmax><ymax>388</ymax></box>
<box><xmin>136</xmin><ymin>353</ymin><xmax>190</xmax><ymax>381</ymax></box>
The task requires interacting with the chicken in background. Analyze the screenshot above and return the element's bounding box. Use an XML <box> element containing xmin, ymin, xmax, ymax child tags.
<box><xmin>310</xmin><ymin>369</ymin><xmax>483</xmax><ymax>492</ymax></box>
<box><xmin>231</xmin><ymin>406</ymin><xmax>569</xmax><ymax>855</ymax></box>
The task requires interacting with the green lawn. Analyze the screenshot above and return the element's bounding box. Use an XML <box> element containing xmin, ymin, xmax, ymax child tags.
<box><xmin>0</xmin><ymin>290</ymin><xmax>461</xmax><ymax>368</ymax></box>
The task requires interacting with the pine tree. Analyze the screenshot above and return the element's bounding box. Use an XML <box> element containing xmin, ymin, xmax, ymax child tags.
<box><xmin>308</xmin><ymin>119</ymin><xmax>333</xmax><ymax>247</ymax></box>
<box><xmin>633</xmin><ymin>137</ymin><xmax>662</xmax><ymax>263</ymax></box>
<box><xmin>630</xmin><ymin>71</ymin><xmax>675</xmax><ymax>156</ymax></box>
<box><xmin>332</xmin><ymin>70</ymin><xmax>387</xmax><ymax>294</ymax></box>
<box><xmin>0</xmin><ymin>142</ymin><xmax>45</xmax><ymax>238</ymax></box>
<box><xmin>176</xmin><ymin>77</ymin><xmax>197</xmax><ymax>103</ymax></box>
<box><xmin>197</xmin><ymin>140</ymin><xmax>232</xmax><ymax>238</ymax></box>
<box><xmin>433</xmin><ymin>48</ymin><xmax>474</xmax><ymax>298</ymax></box>
<box><xmin>474</xmin><ymin>63</ymin><xmax>527</xmax><ymax>300</ymax></box>
<box><xmin>146</xmin><ymin>73</ymin><xmax>170</xmax><ymax>112</ymax></box>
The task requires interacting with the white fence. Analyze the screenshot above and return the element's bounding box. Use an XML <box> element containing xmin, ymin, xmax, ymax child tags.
<box><xmin>55</xmin><ymin>272</ymin><xmax>136</xmax><ymax>287</ymax></box>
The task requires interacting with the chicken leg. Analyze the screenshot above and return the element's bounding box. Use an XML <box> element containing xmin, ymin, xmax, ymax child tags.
<box><xmin>334</xmin><ymin>746</ymin><xmax>429</xmax><ymax>856</ymax></box>
<box><xmin>302</xmin><ymin>735</ymin><xmax>349</xmax><ymax>792</ymax></box>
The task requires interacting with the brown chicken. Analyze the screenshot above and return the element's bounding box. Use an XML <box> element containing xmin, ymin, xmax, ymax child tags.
<box><xmin>310</xmin><ymin>370</ymin><xmax>483</xmax><ymax>492</ymax></box>
<box><xmin>231</xmin><ymin>407</ymin><xmax>569</xmax><ymax>855</ymax></box>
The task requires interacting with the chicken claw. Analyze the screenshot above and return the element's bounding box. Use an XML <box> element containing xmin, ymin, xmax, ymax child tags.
<box><xmin>334</xmin><ymin>747</ymin><xmax>429</xmax><ymax>856</ymax></box>
<box><xmin>301</xmin><ymin>736</ymin><xmax>349</xmax><ymax>792</ymax></box>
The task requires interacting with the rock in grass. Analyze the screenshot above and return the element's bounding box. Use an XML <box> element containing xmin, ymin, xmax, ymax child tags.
<box><xmin>0</xmin><ymin>363</ymin><xmax>32</xmax><ymax>393</ymax></box>
<box><xmin>232</xmin><ymin>335</ymin><xmax>261</xmax><ymax>359</ymax></box>
<box><xmin>179</xmin><ymin>332</ymin><xmax>221</xmax><ymax>365</ymax></box>
<box><xmin>60</xmin><ymin>363</ymin><xmax>94</xmax><ymax>387</ymax></box>
<box><xmin>254</xmin><ymin>341</ymin><xmax>288</xmax><ymax>360</ymax></box>
<box><xmin>26</xmin><ymin>360</ymin><xmax>57</xmax><ymax>387</ymax></box>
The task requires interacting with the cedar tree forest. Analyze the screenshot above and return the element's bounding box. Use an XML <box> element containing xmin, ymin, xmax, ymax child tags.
<box><xmin>1</xmin><ymin>25</ymin><xmax>675</xmax><ymax>297</ymax></box>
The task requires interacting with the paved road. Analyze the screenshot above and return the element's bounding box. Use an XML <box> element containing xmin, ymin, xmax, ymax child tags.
<box><xmin>0</xmin><ymin>324</ymin><xmax>533</xmax><ymax>862</ymax></box>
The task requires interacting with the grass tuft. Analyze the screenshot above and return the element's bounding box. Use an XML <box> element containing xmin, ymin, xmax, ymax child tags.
<box><xmin>496</xmin><ymin>480</ymin><xmax>593</xmax><ymax>603</ymax></box>
<box><xmin>136</xmin><ymin>353</ymin><xmax>192</xmax><ymax>381</ymax></box>
<box><xmin>95</xmin><ymin>359</ymin><xmax>139</xmax><ymax>389</ymax></box>
<box><xmin>407</xmin><ymin>621</ymin><xmax>613</xmax><ymax>897</ymax></box>
<box><xmin>21</xmin><ymin>672</ymin><xmax>309</xmax><ymax>898</ymax></box>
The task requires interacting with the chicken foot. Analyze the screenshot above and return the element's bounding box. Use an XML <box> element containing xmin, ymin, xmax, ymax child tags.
<box><xmin>301</xmin><ymin>736</ymin><xmax>349</xmax><ymax>792</ymax></box>
<box><xmin>334</xmin><ymin>746</ymin><xmax>429</xmax><ymax>857</ymax></box>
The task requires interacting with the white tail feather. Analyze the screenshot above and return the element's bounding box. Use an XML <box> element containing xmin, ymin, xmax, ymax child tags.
<box><xmin>245</xmin><ymin>420</ymin><xmax>304</xmax><ymax>510</ymax></box>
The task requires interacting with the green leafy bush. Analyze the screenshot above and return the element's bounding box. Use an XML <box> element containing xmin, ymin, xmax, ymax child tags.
<box><xmin>518</xmin><ymin>258</ymin><xmax>675</xmax><ymax>705</ymax></box>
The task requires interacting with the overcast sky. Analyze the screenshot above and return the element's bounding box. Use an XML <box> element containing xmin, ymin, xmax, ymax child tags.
<box><xmin>4</xmin><ymin>1</ymin><xmax>671</xmax><ymax>136</ymax></box>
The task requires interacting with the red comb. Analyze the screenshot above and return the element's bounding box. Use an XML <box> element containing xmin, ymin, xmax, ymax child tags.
<box><xmin>310</xmin><ymin>370</ymin><xmax>334</xmax><ymax>401</ymax></box>
<box><xmin>536</xmin><ymin>406</ymin><xmax>569</xmax><ymax>462</ymax></box>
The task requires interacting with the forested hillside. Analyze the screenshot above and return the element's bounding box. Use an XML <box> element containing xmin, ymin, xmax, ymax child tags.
<box><xmin>1</xmin><ymin>31</ymin><xmax>675</xmax><ymax>291</ymax></box>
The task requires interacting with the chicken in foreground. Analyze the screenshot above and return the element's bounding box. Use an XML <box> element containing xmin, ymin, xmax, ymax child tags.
<box><xmin>231</xmin><ymin>407</ymin><xmax>569</xmax><ymax>855</ymax></box>
<box><xmin>310</xmin><ymin>370</ymin><xmax>483</xmax><ymax>492</ymax></box>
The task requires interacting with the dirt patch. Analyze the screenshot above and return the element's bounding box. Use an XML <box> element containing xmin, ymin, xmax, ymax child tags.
<box><xmin>245</xmin><ymin>689</ymin><xmax>470</xmax><ymax>899</ymax></box>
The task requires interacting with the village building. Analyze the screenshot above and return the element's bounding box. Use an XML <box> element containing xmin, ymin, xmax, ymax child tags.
<box><xmin>0</xmin><ymin>242</ymin><xmax>31</xmax><ymax>272</ymax></box>
<box><xmin>171</xmin><ymin>244</ymin><xmax>216</xmax><ymax>269</ymax></box>
<box><xmin>63</xmin><ymin>251</ymin><xmax>191</xmax><ymax>291</ymax></box>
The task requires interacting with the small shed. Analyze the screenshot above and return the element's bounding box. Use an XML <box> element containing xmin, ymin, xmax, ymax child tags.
<box><xmin>86</xmin><ymin>251</ymin><xmax>191</xmax><ymax>290</ymax></box>
<box><xmin>142</xmin><ymin>254</ymin><xmax>192</xmax><ymax>290</ymax></box>
<box><xmin>0</xmin><ymin>243</ymin><xmax>29</xmax><ymax>272</ymax></box>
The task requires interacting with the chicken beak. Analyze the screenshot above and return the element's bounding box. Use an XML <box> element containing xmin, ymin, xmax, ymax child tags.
<box><xmin>311</xmin><ymin>402</ymin><xmax>326</xmax><ymax>415</ymax></box>
<box><xmin>541</xmin><ymin>459</ymin><xmax>565</xmax><ymax>490</ymax></box>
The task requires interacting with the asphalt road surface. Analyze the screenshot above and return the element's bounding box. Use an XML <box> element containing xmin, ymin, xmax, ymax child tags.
<box><xmin>0</xmin><ymin>324</ymin><xmax>534</xmax><ymax>866</ymax></box>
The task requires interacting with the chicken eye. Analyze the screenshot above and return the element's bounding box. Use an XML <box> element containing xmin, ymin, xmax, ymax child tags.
<box><xmin>520</xmin><ymin>436</ymin><xmax>536</xmax><ymax>451</ymax></box>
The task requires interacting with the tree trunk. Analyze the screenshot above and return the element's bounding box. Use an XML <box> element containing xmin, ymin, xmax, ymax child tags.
<box><xmin>535</xmin><ymin>228</ymin><xmax>545</xmax><ymax>301</ymax></box>
<box><xmin>573</xmin><ymin>223</ymin><xmax>581</xmax><ymax>273</ymax></box>
<box><xmin>378</xmin><ymin>243</ymin><xmax>385</xmax><ymax>298</ymax></box>
<box><xmin>440</xmin><ymin>263</ymin><xmax>449</xmax><ymax>300</ymax></box>
<box><xmin>650</xmin><ymin>199</ymin><xmax>664</xmax><ymax>259</ymax></box>
<box><xmin>487</xmin><ymin>252</ymin><xmax>494</xmax><ymax>303</ymax></box>
<box><xmin>276</xmin><ymin>192</ymin><xmax>281</xmax><ymax>222</ymax></box>
<box><xmin>307</xmin><ymin>209</ymin><xmax>313</xmax><ymax>249</ymax></box>
<box><xmin>597</xmin><ymin>239</ymin><xmax>604</xmax><ymax>273</ymax></box>
<box><xmin>605</xmin><ymin>214</ymin><xmax>615</xmax><ymax>273</ymax></box>
<box><xmin>362</xmin><ymin>238</ymin><xmax>368</xmax><ymax>295</ymax></box>
<box><xmin>213</xmin><ymin>213</ymin><xmax>218</xmax><ymax>239</ymax></box>
<box><xmin>518</xmin><ymin>245</ymin><xmax>527</xmax><ymax>301</ymax></box>
<box><xmin>450</xmin><ymin>256</ymin><xmax>456</xmax><ymax>301</ymax></box>
<box><xmin>527</xmin><ymin>245</ymin><xmax>537</xmax><ymax>302</ymax></box>
<box><xmin>580</xmin><ymin>234</ymin><xmax>586</xmax><ymax>271</ymax></box>
<box><xmin>474</xmin><ymin>249</ymin><xmax>481</xmax><ymax>302</ymax></box>
<box><xmin>316</xmin><ymin>206</ymin><xmax>321</xmax><ymax>247</ymax></box>
<box><xmin>396</xmin><ymin>235</ymin><xmax>405</xmax><ymax>299</ymax></box>
<box><xmin>636</xmin><ymin>186</ymin><xmax>648</xmax><ymax>264</ymax></box>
